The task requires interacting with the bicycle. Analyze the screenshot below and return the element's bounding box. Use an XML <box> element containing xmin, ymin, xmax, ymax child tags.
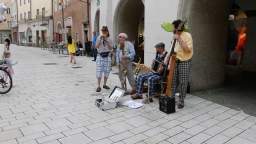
<box><xmin>0</xmin><ymin>60</ymin><xmax>13</xmax><ymax>94</ymax></box>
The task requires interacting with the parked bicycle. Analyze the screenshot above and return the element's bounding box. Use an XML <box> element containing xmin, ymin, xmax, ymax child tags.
<box><xmin>0</xmin><ymin>60</ymin><xmax>13</xmax><ymax>94</ymax></box>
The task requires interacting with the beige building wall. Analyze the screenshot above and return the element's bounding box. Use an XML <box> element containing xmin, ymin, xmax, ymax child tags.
<box><xmin>0</xmin><ymin>0</ymin><xmax>12</xmax><ymax>43</ymax></box>
<box><xmin>31</xmin><ymin>0</ymin><xmax>52</xmax><ymax>19</ymax></box>
<box><xmin>17</xmin><ymin>0</ymin><xmax>31</xmax><ymax>21</ymax></box>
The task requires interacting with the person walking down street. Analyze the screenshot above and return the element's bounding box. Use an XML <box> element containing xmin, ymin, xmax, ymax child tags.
<box><xmin>95</xmin><ymin>26</ymin><xmax>113</xmax><ymax>92</ymax></box>
<box><xmin>116</xmin><ymin>33</ymin><xmax>136</xmax><ymax>95</ymax></box>
<box><xmin>2</xmin><ymin>38</ymin><xmax>14</xmax><ymax>76</ymax></box>
<box><xmin>171</xmin><ymin>19</ymin><xmax>193</xmax><ymax>109</ymax></box>
<box><xmin>92</xmin><ymin>32</ymin><xmax>98</xmax><ymax>61</ymax></box>
<box><xmin>67</xmin><ymin>36</ymin><xmax>77</xmax><ymax>64</ymax></box>
<box><xmin>76</xmin><ymin>41</ymin><xmax>83</xmax><ymax>56</ymax></box>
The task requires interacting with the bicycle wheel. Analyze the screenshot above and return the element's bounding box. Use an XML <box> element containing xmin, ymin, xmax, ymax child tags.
<box><xmin>0</xmin><ymin>68</ymin><xmax>12</xmax><ymax>94</ymax></box>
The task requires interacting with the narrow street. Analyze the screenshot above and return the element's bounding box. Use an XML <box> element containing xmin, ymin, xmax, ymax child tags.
<box><xmin>0</xmin><ymin>45</ymin><xmax>256</xmax><ymax>144</ymax></box>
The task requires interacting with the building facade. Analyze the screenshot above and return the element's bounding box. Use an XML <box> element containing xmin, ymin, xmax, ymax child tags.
<box><xmin>18</xmin><ymin>0</ymin><xmax>53</xmax><ymax>46</ymax></box>
<box><xmin>10</xmin><ymin>0</ymin><xmax>18</xmax><ymax>44</ymax></box>
<box><xmin>90</xmin><ymin>0</ymin><xmax>256</xmax><ymax>91</ymax></box>
<box><xmin>53</xmin><ymin>0</ymin><xmax>90</xmax><ymax>47</ymax></box>
<box><xmin>0</xmin><ymin>0</ymin><xmax>12</xmax><ymax>43</ymax></box>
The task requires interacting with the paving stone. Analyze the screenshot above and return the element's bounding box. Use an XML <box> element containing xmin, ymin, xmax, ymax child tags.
<box><xmin>129</xmin><ymin>124</ymin><xmax>152</xmax><ymax>134</ymax></box>
<box><xmin>122</xmin><ymin>134</ymin><xmax>148</xmax><ymax>144</ymax></box>
<box><xmin>221</xmin><ymin>127</ymin><xmax>244</xmax><ymax>138</ymax></box>
<box><xmin>106</xmin><ymin>122</ymin><xmax>134</xmax><ymax>134</ymax></box>
<box><xmin>36</xmin><ymin>133</ymin><xmax>65</xmax><ymax>143</ymax></box>
<box><xmin>59</xmin><ymin>133</ymin><xmax>92</xmax><ymax>144</ymax></box>
<box><xmin>144</xmin><ymin>133</ymin><xmax>169</xmax><ymax>144</ymax></box>
<box><xmin>204</xmin><ymin>126</ymin><xmax>225</xmax><ymax>136</ymax></box>
<box><xmin>17</xmin><ymin>132</ymin><xmax>45</xmax><ymax>143</ymax></box>
<box><xmin>185</xmin><ymin>125</ymin><xmax>207</xmax><ymax>136</ymax></box>
<box><xmin>143</xmin><ymin>127</ymin><xmax>166</xmax><ymax>137</ymax></box>
<box><xmin>89</xmin><ymin>138</ymin><xmax>113</xmax><ymax>144</ymax></box>
<box><xmin>238</xmin><ymin>128</ymin><xmax>256</xmax><ymax>143</ymax></box>
<box><xmin>163</xmin><ymin>126</ymin><xmax>186</xmax><ymax>137</ymax></box>
<box><xmin>0</xmin><ymin>139</ymin><xmax>18</xmax><ymax>144</ymax></box>
<box><xmin>109</xmin><ymin>131</ymin><xmax>134</xmax><ymax>142</ymax></box>
<box><xmin>180</xmin><ymin>119</ymin><xmax>200</xmax><ymax>129</ymax></box>
<box><xmin>84</xmin><ymin>127</ymin><xmax>115</xmax><ymax>141</ymax></box>
<box><xmin>20</xmin><ymin>124</ymin><xmax>49</xmax><ymax>136</ymax></box>
<box><xmin>0</xmin><ymin>129</ymin><xmax>23</xmax><ymax>142</ymax></box>
<box><xmin>125</xmin><ymin>116</ymin><xmax>151</xmax><ymax>127</ymax></box>
<box><xmin>204</xmin><ymin>134</ymin><xmax>231</xmax><ymax>144</ymax></box>
<box><xmin>186</xmin><ymin>133</ymin><xmax>211</xmax><ymax>144</ymax></box>
<box><xmin>226</xmin><ymin>137</ymin><xmax>255</xmax><ymax>144</ymax></box>
<box><xmin>167</xmin><ymin>132</ymin><xmax>192</xmax><ymax>144</ymax></box>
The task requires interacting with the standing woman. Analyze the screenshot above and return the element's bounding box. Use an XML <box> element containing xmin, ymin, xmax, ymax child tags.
<box><xmin>95</xmin><ymin>26</ymin><xmax>113</xmax><ymax>92</ymax></box>
<box><xmin>67</xmin><ymin>36</ymin><xmax>76</xmax><ymax>64</ymax></box>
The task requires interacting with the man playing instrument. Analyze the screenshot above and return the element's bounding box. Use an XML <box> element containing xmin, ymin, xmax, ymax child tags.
<box><xmin>131</xmin><ymin>42</ymin><xmax>168</xmax><ymax>104</ymax></box>
<box><xmin>171</xmin><ymin>19</ymin><xmax>193</xmax><ymax>109</ymax></box>
<box><xmin>116</xmin><ymin>33</ymin><xmax>136</xmax><ymax>95</ymax></box>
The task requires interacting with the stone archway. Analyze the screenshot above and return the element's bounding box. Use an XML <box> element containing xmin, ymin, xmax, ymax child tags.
<box><xmin>26</xmin><ymin>27</ymin><xmax>32</xmax><ymax>43</ymax></box>
<box><xmin>113</xmin><ymin>0</ymin><xmax>145</xmax><ymax>62</ymax></box>
<box><xmin>179</xmin><ymin>0</ymin><xmax>256</xmax><ymax>91</ymax></box>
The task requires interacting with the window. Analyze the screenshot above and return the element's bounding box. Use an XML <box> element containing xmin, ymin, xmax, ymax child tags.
<box><xmin>20</xmin><ymin>0</ymin><xmax>22</xmax><ymax>6</ymax></box>
<box><xmin>37</xmin><ymin>9</ymin><xmax>39</xmax><ymax>15</ymax></box>
<box><xmin>28</xmin><ymin>11</ymin><xmax>31</xmax><ymax>19</ymax></box>
<box><xmin>24</xmin><ymin>0</ymin><xmax>26</xmax><ymax>4</ymax></box>
<box><xmin>28</xmin><ymin>0</ymin><xmax>30</xmax><ymax>3</ymax></box>
<box><xmin>20</xmin><ymin>13</ymin><xmax>23</xmax><ymax>20</ymax></box>
<box><xmin>24</xmin><ymin>12</ymin><xmax>26</xmax><ymax>20</ymax></box>
<box><xmin>42</xmin><ymin>7</ymin><xmax>45</xmax><ymax>18</ymax></box>
<box><xmin>6</xmin><ymin>8</ymin><xmax>10</xmax><ymax>14</ymax></box>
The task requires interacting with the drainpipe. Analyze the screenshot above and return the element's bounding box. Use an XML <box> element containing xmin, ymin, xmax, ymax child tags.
<box><xmin>16</xmin><ymin>0</ymin><xmax>19</xmax><ymax>45</ymax></box>
<box><xmin>52</xmin><ymin>0</ymin><xmax>54</xmax><ymax>43</ymax></box>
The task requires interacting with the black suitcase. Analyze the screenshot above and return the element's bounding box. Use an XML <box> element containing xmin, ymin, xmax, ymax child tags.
<box><xmin>159</xmin><ymin>96</ymin><xmax>176</xmax><ymax>114</ymax></box>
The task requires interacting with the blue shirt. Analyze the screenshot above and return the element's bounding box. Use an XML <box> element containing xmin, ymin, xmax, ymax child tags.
<box><xmin>116</xmin><ymin>41</ymin><xmax>136</xmax><ymax>64</ymax></box>
<box><xmin>92</xmin><ymin>35</ymin><xmax>97</xmax><ymax>46</ymax></box>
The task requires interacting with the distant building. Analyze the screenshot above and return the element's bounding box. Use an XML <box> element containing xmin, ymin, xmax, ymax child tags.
<box><xmin>0</xmin><ymin>0</ymin><xmax>12</xmax><ymax>43</ymax></box>
<box><xmin>10</xmin><ymin>0</ymin><xmax>18</xmax><ymax>44</ymax></box>
<box><xmin>18</xmin><ymin>0</ymin><xmax>53</xmax><ymax>46</ymax></box>
<box><xmin>53</xmin><ymin>0</ymin><xmax>90</xmax><ymax>47</ymax></box>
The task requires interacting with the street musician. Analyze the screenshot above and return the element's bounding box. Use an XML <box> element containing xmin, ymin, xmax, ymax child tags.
<box><xmin>131</xmin><ymin>42</ymin><xmax>168</xmax><ymax>103</ymax></box>
<box><xmin>116</xmin><ymin>33</ymin><xmax>136</xmax><ymax>95</ymax></box>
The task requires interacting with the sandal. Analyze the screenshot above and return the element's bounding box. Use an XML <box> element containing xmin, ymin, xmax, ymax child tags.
<box><xmin>103</xmin><ymin>85</ymin><xmax>110</xmax><ymax>89</ymax></box>
<box><xmin>131</xmin><ymin>94</ymin><xmax>143</xmax><ymax>100</ymax></box>
<box><xmin>96</xmin><ymin>87</ymin><xmax>101</xmax><ymax>92</ymax></box>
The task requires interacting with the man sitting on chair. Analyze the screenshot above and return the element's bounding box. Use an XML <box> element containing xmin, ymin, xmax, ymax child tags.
<box><xmin>131</xmin><ymin>42</ymin><xmax>168</xmax><ymax>103</ymax></box>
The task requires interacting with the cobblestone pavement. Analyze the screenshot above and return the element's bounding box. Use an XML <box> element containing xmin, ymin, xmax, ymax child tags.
<box><xmin>0</xmin><ymin>45</ymin><xmax>256</xmax><ymax>144</ymax></box>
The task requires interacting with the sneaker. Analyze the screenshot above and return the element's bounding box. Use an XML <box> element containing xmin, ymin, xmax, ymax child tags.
<box><xmin>96</xmin><ymin>87</ymin><xmax>101</xmax><ymax>92</ymax></box>
<box><xmin>178</xmin><ymin>101</ymin><xmax>184</xmax><ymax>109</ymax></box>
<box><xmin>178</xmin><ymin>104</ymin><xmax>184</xmax><ymax>109</ymax></box>
<box><xmin>103</xmin><ymin>85</ymin><xmax>110</xmax><ymax>89</ymax></box>
<box><xmin>131</xmin><ymin>94</ymin><xmax>143</xmax><ymax>100</ymax></box>
<box><xmin>129</xmin><ymin>89</ymin><xmax>136</xmax><ymax>95</ymax></box>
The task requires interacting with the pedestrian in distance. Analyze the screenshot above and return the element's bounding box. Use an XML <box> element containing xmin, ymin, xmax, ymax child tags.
<box><xmin>92</xmin><ymin>31</ymin><xmax>98</xmax><ymax>61</ymax></box>
<box><xmin>95</xmin><ymin>26</ymin><xmax>113</xmax><ymax>92</ymax></box>
<box><xmin>2</xmin><ymin>38</ymin><xmax>14</xmax><ymax>76</ymax></box>
<box><xmin>67</xmin><ymin>36</ymin><xmax>77</xmax><ymax>64</ymax></box>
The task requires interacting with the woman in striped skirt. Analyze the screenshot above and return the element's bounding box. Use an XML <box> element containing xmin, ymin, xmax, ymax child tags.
<box><xmin>95</xmin><ymin>26</ymin><xmax>113</xmax><ymax>92</ymax></box>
